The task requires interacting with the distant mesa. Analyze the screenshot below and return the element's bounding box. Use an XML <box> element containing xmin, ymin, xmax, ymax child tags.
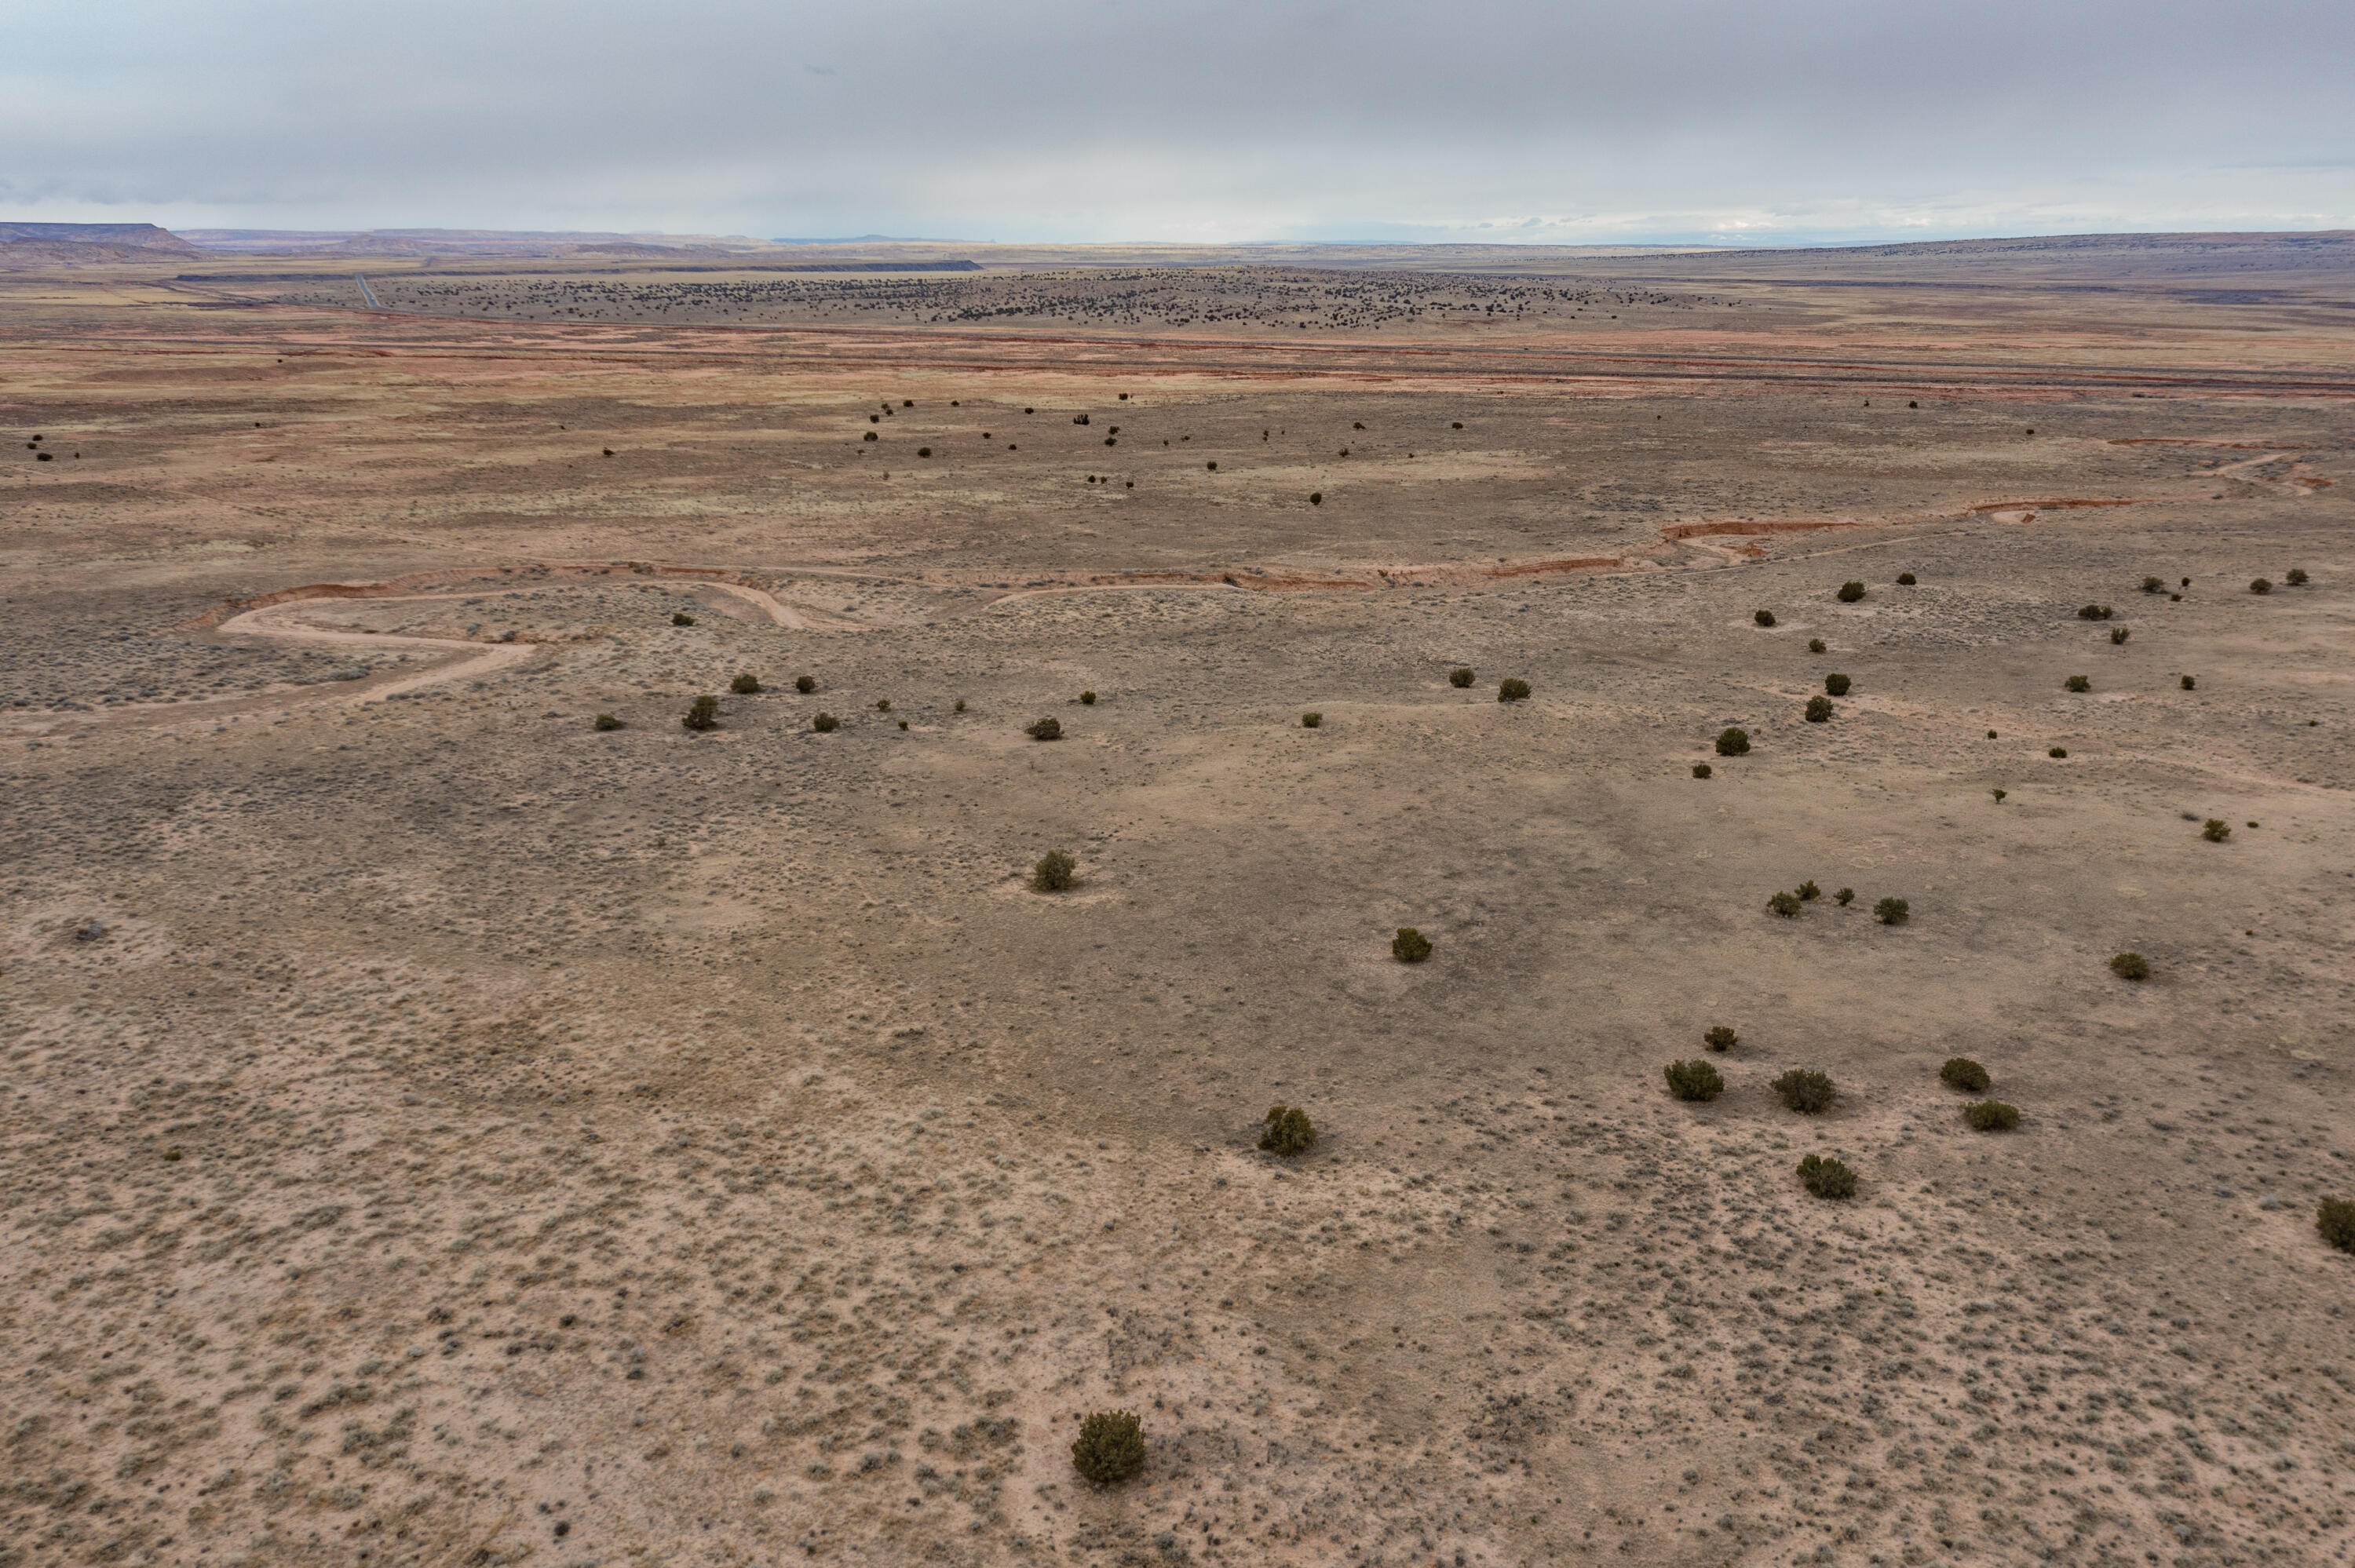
<box><xmin>0</xmin><ymin>222</ymin><xmax>197</xmax><ymax>264</ymax></box>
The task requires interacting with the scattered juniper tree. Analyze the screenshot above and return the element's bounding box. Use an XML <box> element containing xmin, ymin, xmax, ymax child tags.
<box><xmin>1940</xmin><ymin>1057</ymin><xmax>1991</xmax><ymax>1092</ymax></box>
<box><xmin>1875</xmin><ymin>896</ymin><xmax>1910</xmax><ymax>924</ymax></box>
<box><xmin>1664</xmin><ymin>1059</ymin><xmax>1725</xmax><ymax>1102</ymax></box>
<box><xmin>683</xmin><ymin>695</ymin><xmax>719</xmax><ymax>731</ymax></box>
<box><xmin>1965</xmin><ymin>1100</ymin><xmax>2021</xmax><ymax>1132</ymax></box>
<box><xmin>1798</xmin><ymin>1154</ymin><xmax>1857</xmax><ymax>1198</ymax></box>
<box><xmin>1773</xmin><ymin>1070</ymin><xmax>1836</xmax><ymax>1114</ymax></box>
<box><xmin>1716</xmin><ymin>727</ymin><xmax>1751</xmax><ymax>757</ymax></box>
<box><xmin>1072</xmin><ymin>1411</ymin><xmax>1145</xmax><ymax>1484</ymax></box>
<box><xmin>1259</xmin><ymin>1105</ymin><xmax>1316</xmax><ymax>1156</ymax></box>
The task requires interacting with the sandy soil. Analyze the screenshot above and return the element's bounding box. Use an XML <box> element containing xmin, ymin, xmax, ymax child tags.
<box><xmin>4</xmin><ymin>237</ymin><xmax>2354</xmax><ymax>1568</ymax></box>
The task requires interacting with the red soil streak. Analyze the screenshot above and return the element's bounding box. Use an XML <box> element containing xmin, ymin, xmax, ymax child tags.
<box><xmin>1484</xmin><ymin>556</ymin><xmax>1623</xmax><ymax>578</ymax></box>
<box><xmin>1966</xmin><ymin>498</ymin><xmax>2146</xmax><ymax>515</ymax></box>
<box><xmin>2109</xmin><ymin>439</ymin><xmax>2280</xmax><ymax>450</ymax></box>
<box><xmin>1658</xmin><ymin>518</ymin><xmax>1876</xmax><ymax>541</ymax></box>
<box><xmin>192</xmin><ymin>560</ymin><xmax>773</xmax><ymax>626</ymax></box>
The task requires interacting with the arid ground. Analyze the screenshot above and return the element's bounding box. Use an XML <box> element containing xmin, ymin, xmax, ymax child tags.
<box><xmin>5</xmin><ymin>234</ymin><xmax>2354</xmax><ymax>1568</ymax></box>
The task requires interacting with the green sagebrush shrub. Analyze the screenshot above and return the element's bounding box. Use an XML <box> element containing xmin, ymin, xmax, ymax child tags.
<box><xmin>1773</xmin><ymin>1069</ymin><xmax>1836</xmax><ymax>1114</ymax></box>
<box><xmin>1664</xmin><ymin>1059</ymin><xmax>1725</xmax><ymax>1102</ymax></box>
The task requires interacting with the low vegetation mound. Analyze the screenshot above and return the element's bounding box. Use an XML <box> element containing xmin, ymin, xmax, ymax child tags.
<box><xmin>2110</xmin><ymin>951</ymin><xmax>2149</xmax><ymax>981</ymax></box>
<box><xmin>1391</xmin><ymin>927</ymin><xmax>1432</xmax><ymax>964</ymax></box>
<box><xmin>730</xmin><ymin>673</ymin><xmax>761</xmax><ymax>695</ymax></box>
<box><xmin>682</xmin><ymin>695</ymin><xmax>718</xmax><ymax>731</ymax></box>
<box><xmin>1027</xmin><ymin>717</ymin><xmax>1063</xmax><ymax>741</ymax></box>
<box><xmin>1836</xmin><ymin>581</ymin><xmax>1865</xmax><ymax>603</ymax></box>
<box><xmin>1716</xmin><ymin>727</ymin><xmax>1751</xmax><ymax>757</ymax></box>
<box><xmin>1703</xmin><ymin>1026</ymin><xmax>1738</xmax><ymax>1052</ymax></box>
<box><xmin>1875</xmin><ymin>896</ymin><xmax>1910</xmax><ymax>924</ymax></box>
<box><xmin>1031</xmin><ymin>849</ymin><xmax>1076</xmax><ymax>892</ymax></box>
<box><xmin>1497</xmin><ymin>677</ymin><xmax>1531</xmax><ymax>702</ymax></box>
<box><xmin>2319</xmin><ymin>1199</ymin><xmax>2355</xmax><ymax>1255</ymax></box>
<box><xmin>1773</xmin><ymin>1069</ymin><xmax>1836</xmax><ymax>1114</ymax></box>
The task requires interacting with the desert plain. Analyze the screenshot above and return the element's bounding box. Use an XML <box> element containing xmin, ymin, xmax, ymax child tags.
<box><xmin>3</xmin><ymin>233</ymin><xmax>2354</xmax><ymax>1568</ymax></box>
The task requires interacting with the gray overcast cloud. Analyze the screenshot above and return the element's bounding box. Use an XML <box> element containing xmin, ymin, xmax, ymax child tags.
<box><xmin>2</xmin><ymin>0</ymin><xmax>2350</xmax><ymax>242</ymax></box>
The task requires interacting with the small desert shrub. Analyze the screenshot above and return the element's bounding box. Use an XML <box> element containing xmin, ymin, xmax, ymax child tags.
<box><xmin>2111</xmin><ymin>951</ymin><xmax>2150</xmax><ymax>980</ymax></box>
<box><xmin>1991</xmin><ymin>787</ymin><xmax>2006</xmax><ymax>803</ymax></box>
<box><xmin>1391</xmin><ymin>927</ymin><xmax>1433</xmax><ymax>964</ymax></box>
<box><xmin>1072</xmin><ymin>1411</ymin><xmax>1145</xmax><ymax>1485</ymax></box>
<box><xmin>1498</xmin><ymin>677</ymin><xmax>1531</xmax><ymax>702</ymax></box>
<box><xmin>2065</xmin><ymin>675</ymin><xmax>2090</xmax><ymax>692</ymax></box>
<box><xmin>917</xmin><ymin>447</ymin><xmax>932</xmax><ymax>458</ymax></box>
<box><xmin>1824</xmin><ymin>673</ymin><xmax>1850</xmax><ymax>696</ymax></box>
<box><xmin>1766</xmin><ymin>890</ymin><xmax>1803</xmax><ymax>918</ymax></box>
<box><xmin>1301</xmin><ymin>712</ymin><xmax>1322</xmax><ymax>727</ymax></box>
<box><xmin>869</xmin><ymin>698</ymin><xmax>888</xmax><ymax>713</ymax></box>
<box><xmin>2317</xmin><ymin>1198</ymin><xmax>2355</xmax><ymax>1255</ymax></box>
<box><xmin>2077</xmin><ymin>603</ymin><xmax>2112</xmax><ymax>621</ymax></box>
<box><xmin>1964</xmin><ymin>1099</ymin><xmax>2021</xmax><ymax>1132</ymax></box>
<box><xmin>1806</xmin><ymin>696</ymin><xmax>1834</xmax><ymax>723</ymax></box>
<box><xmin>1808</xmin><ymin>637</ymin><xmax>1827</xmax><ymax>654</ymax></box>
<box><xmin>2141</xmin><ymin>575</ymin><xmax>2164</xmax><ymax>594</ymax></box>
<box><xmin>1941</xmin><ymin>1056</ymin><xmax>1992</xmax><ymax>1092</ymax></box>
<box><xmin>1309</xmin><ymin>492</ymin><xmax>1322</xmax><ymax>505</ymax></box>
<box><xmin>2287</xmin><ymin>567</ymin><xmax>2309</xmax><ymax>586</ymax></box>
<box><xmin>593</xmin><ymin>713</ymin><xmax>621</xmax><ymax>731</ymax></box>
<box><xmin>1703</xmin><ymin>1025</ymin><xmax>1738</xmax><ymax>1052</ymax></box>
<box><xmin>2251</xmin><ymin>578</ymin><xmax>2272</xmax><ymax>594</ymax></box>
<box><xmin>1692</xmin><ymin>762</ymin><xmax>1712</xmax><ymax>779</ymax></box>
<box><xmin>1079</xmin><ymin>691</ymin><xmax>1097</xmax><ymax>705</ymax></box>
<box><xmin>2109</xmin><ymin>627</ymin><xmax>2129</xmax><ymax>645</ymax></box>
<box><xmin>1796</xmin><ymin>880</ymin><xmax>1820</xmax><ymax>901</ymax></box>
<box><xmin>730</xmin><ymin>673</ymin><xmax>761</xmax><ymax>695</ymax></box>
<box><xmin>1754</xmin><ymin>609</ymin><xmax>1776</xmax><ymax>627</ymax></box>
<box><xmin>1027</xmin><ymin>717</ymin><xmax>1063</xmax><ymax>741</ymax></box>
<box><xmin>1448</xmin><ymin>667</ymin><xmax>1475</xmax><ymax>688</ymax></box>
<box><xmin>672</xmin><ymin>611</ymin><xmax>696</xmax><ymax>626</ymax></box>
<box><xmin>2202</xmin><ymin>818</ymin><xmax>2230</xmax><ymax>842</ymax></box>
<box><xmin>1031</xmin><ymin>849</ymin><xmax>1076</xmax><ymax>892</ymax></box>
<box><xmin>1716</xmin><ymin>727</ymin><xmax>1751</xmax><ymax>757</ymax></box>
<box><xmin>1896</xmin><ymin>572</ymin><xmax>1917</xmax><ymax>586</ymax></box>
<box><xmin>2049</xmin><ymin>746</ymin><xmax>2068</xmax><ymax>758</ymax></box>
<box><xmin>1834</xmin><ymin>887</ymin><xmax>1854</xmax><ymax>906</ymax></box>
<box><xmin>683</xmin><ymin>695</ymin><xmax>719</xmax><ymax>731</ymax></box>
<box><xmin>1773</xmin><ymin>1069</ymin><xmax>1836</xmax><ymax>1114</ymax></box>
<box><xmin>1664</xmin><ymin>1059</ymin><xmax>1725</xmax><ymax>1102</ymax></box>
<box><xmin>1797</xmin><ymin>1154</ymin><xmax>1857</xmax><ymax>1199</ymax></box>
<box><xmin>2180</xmin><ymin>674</ymin><xmax>2195</xmax><ymax>690</ymax></box>
<box><xmin>1836</xmin><ymin>581</ymin><xmax>1865</xmax><ymax>603</ymax></box>
<box><xmin>1875</xmin><ymin>896</ymin><xmax>1910</xmax><ymax>924</ymax></box>
<box><xmin>954</xmin><ymin>698</ymin><xmax>966</xmax><ymax>712</ymax></box>
<box><xmin>812</xmin><ymin>711</ymin><xmax>839</xmax><ymax>732</ymax></box>
<box><xmin>1259</xmin><ymin>1105</ymin><xmax>1316</xmax><ymax>1156</ymax></box>
<box><xmin>795</xmin><ymin>674</ymin><xmax>817</xmax><ymax>693</ymax></box>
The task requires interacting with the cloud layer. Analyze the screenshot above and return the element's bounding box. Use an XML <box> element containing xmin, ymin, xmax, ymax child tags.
<box><xmin>4</xmin><ymin>0</ymin><xmax>2350</xmax><ymax>242</ymax></box>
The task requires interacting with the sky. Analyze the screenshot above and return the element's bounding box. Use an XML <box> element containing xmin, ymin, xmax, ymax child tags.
<box><xmin>2</xmin><ymin>0</ymin><xmax>2350</xmax><ymax>246</ymax></box>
